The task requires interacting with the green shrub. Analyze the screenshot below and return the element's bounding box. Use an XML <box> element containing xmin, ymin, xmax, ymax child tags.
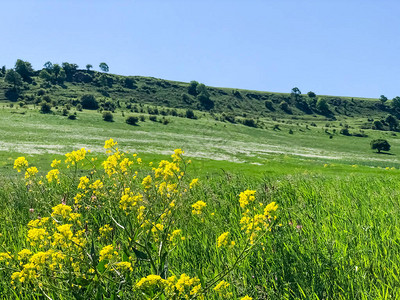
<box><xmin>126</xmin><ymin>116</ymin><xmax>139</xmax><ymax>125</ymax></box>
<box><xmin>40</xmin><ymin>102</ymin><xmax>52</xmax><ymax>114</ymax></box>
<box><xmin>103</xmin><ymin>111</ymin><xmax>114</xmax><ymax>122</ymax></box>
<box><xmin>80</xmin><ymin>94</ymin><xmax>99</xmax><ymax>110</ymax></box>
<box><xmin>370</xmin><ymin>139</ymin><xmax>391</xmax><ymax>153</ymax></box>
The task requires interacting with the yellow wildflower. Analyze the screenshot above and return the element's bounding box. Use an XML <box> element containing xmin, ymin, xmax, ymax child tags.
<box><xmin>78</xmin><ymin>176</ymin><xmax>90</xmax><ymax>190</ymax></box>
<box><xmin>116</xmin><ymin>261</ymin><xmax>133</xmax><ymax>272</ymax></box>
<box><xmin>239</xmin><ymin>190</ymin><xmax>256</xmax><ymax>208</ymax></box>
<box><xmin>25</xmin><ymin>167</ymin><xmax>38</xmax><ymax>179</ymax></box>
<box><xmin>240</xmin><ymin>296</ymin><xmax>253</xmax><ymax>300</ymax></box>
<box><xmin>214</xmin><ymin>280</ymin><xmax>232</xmax><ymax>298</ymax></box>
<box><xmin>189</xmin><ymin>178</ymin><xmax>199</xmax><ymax>189</ymax></box>
<box><xmin>14</xmin><ymin>157</ymin><xmax>28</xmax><ymax>172</ymax></box>
<box><xmin>217</xmin><ymin>232</ymin><xmax>231</xmax><ymax>248</ymax></box>
<box><xmin>104</xmin><ymin>138</ymin><xmax>117</xmax><ymax>150</ymax></box>
<box><xmin>142</xmin><ymin>175</ymin><xmax>152</xmax><ymax>190</ymax></box>
<box><xmin>99</xmin><ymin>244</ymin><xmax>117</xmax><ymax>261</ymax></box>
<box><xmin>46</xmin><ymin>169</ymin><xmax>60</xmax><ymax>183</ymax></box>
<box><xmin>51</xmin><ymin>159</ymin><xmax>61</xmax><ymax>168</ymax></box>
<box><xmin>192</xmin><ymin>201</ymin><xmax>206</xmax><ymax>215</ymax></box>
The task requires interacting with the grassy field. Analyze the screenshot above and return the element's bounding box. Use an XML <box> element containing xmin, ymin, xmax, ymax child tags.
<box><xmin>1</xmin><ymin>141</ymin><xmax>400</xmax><ymax>299</ymax></box>
<box><xmin>1</xmin><ymin>67</ymin><xmax>400</xmax><ymax>299</ymax></box>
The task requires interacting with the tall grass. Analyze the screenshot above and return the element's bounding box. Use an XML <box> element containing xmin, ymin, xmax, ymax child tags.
<box><xmin>1</xmin><ymin>143</ymin><xmax>400</xmax><ymax>299</ymax></box>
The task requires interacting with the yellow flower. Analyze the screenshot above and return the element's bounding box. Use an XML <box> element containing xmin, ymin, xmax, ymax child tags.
<box><xmin>17</xmin><ymin>249</ymin><xmax>32</xmax><ymax>260</ymax></box>
<box><xmin>0</xmin><ymin>252</ymin><xmax>12</xmax><ymax>261</ymax></box>
<box><xmin>65</xmin><ymin>148</ymin><xmax>87</xmax><ymax>165</ymax></box>
<box><xmin>104</xmin><ymin>138</ymin><xmax>118</xmax><ymax>150</ymax></box>
<box><xmin>51</xmin><ymin>204</ymin><xmax>72</xmax><ymax>218</ymax></box>
<box><xmin>239</xmin><ymin>190</ymin><xmax>256</xmax><ymax>208</ymax></box>
<box><xmin>189</xmin><ymin>178</ymin><xmax>199</xmax><ymax>189</ymax></box>
<box><xmin>46</xmin><ymin>169</ymin><xmax>60</xmax><ymax>183</ymax></box>
<box><xmin>89</xmin><ymin>179</ymin><xmax>103</xmax><ymax>190</ymax></box>
<box><xmin>171</xmin><ymin>148</ymin><xmax>184</xmax><ymax>161</ymax></box>
<box><xmin>240</xmin><ymin>296</ymin><xmax>253</xmax><ymax>300</ymax></box>
<box><xmin>136</xmin><ymin>274</ymin><xmax>167</xmax><ymax>290</ymax></box>
<box><xmin>14</xmin><ymin>157</ymin><xmax>28</xmax><ymax>172</ymax></box>
<box><xmin>51</xmin><ymin>159</ymin><xmax>61</xmax><ymax>168</ymax></box>
<box><xmin>217</xmin><ymin>232</ymin><xmax>231</xmax><ymax>248</ymax></box>
<box><xmin>142</xmin><ymin>175</ymin><xmax>152</xmax><ymax>190</ymax></box>
<box><xmin>78</xmin><ymin>176</ymin><xmax>90</xmax><ymax>190</ymax></box>
<box><xmin>116</xmin><ymin>261</ymin><xmax>133</xmax><ymax>272</ymax></box>
<box><xmin>263</xmin><ymin>202</ymin><xmax>278</xmax><ymax>217</ymax></box>
<box><xmin>25</xmin><ymin>167</ymin><xmax>38</xmax><ymax>179</ymax></box>
<box><xmin>99</xmin><ymin>224</ymin><xmax>113</xmax><ymax>237</ymax></box>
<box><xmin>99</xmin><ymin>244</ymin><xmax>117</xmax><ymax>261</ymax></box>
<box><xmin>214</xmin><ymin>280</ymin><xmax>232</xmax><ymax>298</ymax></box>
<box><xmin>192</xmin><ymin>201</ymin><xmax>206</xmax><ymax>215</ymax></box>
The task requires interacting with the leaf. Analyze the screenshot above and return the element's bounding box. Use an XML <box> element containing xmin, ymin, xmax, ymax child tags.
<box><xmin>97</xmin><ymin>260</ymin><xmax>106</xmax><ymax>273</ymax></box>
<box><xmin>133</xmin><ymin>248</ymin><xmax>148</xmax><ymax>260</ymax></box>
<box><xmin>76</xmin><ymin>277</ymin><xmax>91</xmax><ymax>287</ymax></box>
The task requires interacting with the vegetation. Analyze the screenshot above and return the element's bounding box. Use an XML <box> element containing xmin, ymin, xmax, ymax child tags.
<box><xmin>370</xmin><ymin>139</ymin><xmax>391</xmax><ymax>153</ymax></box>
<box><xmin>3</xmin><ymin>59</ymin><xmax>400</xmax><ymax>298</ymax></box>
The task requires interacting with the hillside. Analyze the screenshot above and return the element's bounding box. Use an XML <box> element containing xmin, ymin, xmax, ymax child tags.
<box><xmin>0</xmin><ymin>63</ymin><xmax>395</xmax><ymax>125</ymax></box>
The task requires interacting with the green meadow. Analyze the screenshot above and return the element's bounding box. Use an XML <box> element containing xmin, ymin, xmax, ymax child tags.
<box><xmin>1</xmin><ymin>68</ymin><xmax>400</xmax><ymax>299</ymax></box>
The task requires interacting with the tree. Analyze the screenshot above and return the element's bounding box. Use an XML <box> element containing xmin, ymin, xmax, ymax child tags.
<box><xmin>15</xmin><ymin>59</ymin><xmax>34</xmax><ymax>82</ymax></box>
<box><xmin>52</xmin><ymin>64</ymin><xmax>61</xmax><ymax>81</ymax></box>
<box><xmin>379</xmin><ymin>95</ymin><xmax>388</xmax><ymax>104</ymax></box>
<box><xmin>39</xmin><ymin>69</ymin><xmax>53</xmax><ymax>82</ymax></box>
<box><xmin>370</xmin><ymin>139</ymin><xmax>391</xmax><ymax>153</ymax></box>
<box><xmin>391</xmin><ymin>96</ymin><xmax>400</xmax><ymax>109</ymax></box>
<box><xmin>80</xmin><ymin>94</ymin><xmax>99</xmax><ymax>110</ymax></box>
<box><xmin>4</xmin><ymin>69</ymin><xmax>23</xmax><ymax>90</ymax></box>
<box><xmin>86</xmin><ymin>64</ymin><xmax>93</xmax><ymax>71</ymax></box>
<box><xmin>385</xmin><ymin>115</ymin><xmax>398</xmax><ymax>131</ymax></box>
<box><xmin>307</xmin><ymin>91</ymin><xmax>316</xmax><ymax>98</ymax></box>
<box><xmin>291</xmin><ymin>87</ymin><xmax>301</xmax><ymax>102</ymax></box>
<box><xmin>43</xmin><ymin>61</ymin><xmax>53</xmax><ymax>71</ymax></box>
<box><xmin>316</xmin><ymin>98</ymin><xmax>330</xmax><ymax>114</ymax></box>
<box><xmin>188</xmin><ymin>81</ymin><xmax>199</xmax><ymax>96</ymax></box>
<box><xmin>62</xmin><ymin>62</ymin><xmax>78</xmax><ymax>81</ymax></box>
<box><xmin>99</xmin><ymin>62</ymin><xmax>109</xmax><ymax>73</ymax></box>
<box><xmin>58</xmin><ymin>69</ymin><xmax>66</xmax><ymax>84</ymax></box>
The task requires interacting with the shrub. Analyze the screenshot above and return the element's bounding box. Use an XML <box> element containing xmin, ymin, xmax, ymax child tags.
<box><xmin>149</xmin><ymin>115</ymin><xmax>158</xmax><ymax>122</ymax></box>
<box><xmin>373</xmin><ymin>120</ymin><xmax>384</xmax><ymax>130</ymax></box>
<box><xmin>40</xmin><ymin>102</ymin><xmax>52</xmax><ymax>114</ymax></box>
<box><xmin>370</xmin><ymin>139</ymin><xmax>391</xmax><ymax>153</ymax></box>
<box><xmin>265</xmin><ymin>100</ymin><xmax>274</xmax><ymax>110</ymax></box>
<box><xmin>185</xmin><ymin>109</ymin><xmax>196</xmax><ymax>119</ymax></box>
<box><xmin>188</xmin><ymin>80</ymin><xmax>199</xmax><ymax>96</ymax></box>
<box><xmin>103</xmin><ymin>111</ymin><xmax>114</xmax><ymax>122</ymax></box>
<box><xmin>80</xmin><ymin>94</ymin><xmax>99</xmax><ymax>110</ymax></box>
<box><xmin>242</xmin><ymin>118</ymin><xmax>257</xmax><ymax>128</ymax></box>
<box><xmin>279</xmin><ymin>101</ymin><xmax>291</xmax><ymax>113</ymax></box>
<box><xmin>340</xmin><ymin>128</ymin><xmax>350</xmax><ymax>136</ymax></box>
<box><xmin>126</xmin><ymin>116</ymin><xmax>139</xmax><ymax>125</ymax></box>
<box><xmin>139</xmin><ymin>115</ymin><xmax>146</xmax><ymax>122</ymax></box>
<box><xmin>68</xmin><ymin>114</ymin><xmax>77</xmax><ymax>120</ymax></box>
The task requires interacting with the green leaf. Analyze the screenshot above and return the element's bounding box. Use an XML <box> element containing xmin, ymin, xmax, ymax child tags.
<box><xmin>133</xmin><ymin>248</ymin><xmax>148</xmax><ymax>260</ymax></box>
<box><xmin>97</xmin><ymin>260</ymin><xmax>106</xmax><ymax>273</ymax></box>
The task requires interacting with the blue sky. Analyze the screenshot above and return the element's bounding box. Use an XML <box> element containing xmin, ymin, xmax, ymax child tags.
<box><xmin>1</xmin><ymin>0</ymin><xmax>399</xmax><ymax>98</ymax></box>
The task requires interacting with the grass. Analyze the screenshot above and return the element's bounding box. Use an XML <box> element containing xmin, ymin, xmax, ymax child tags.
<box><xmin>1</xmin><ymin>66</ymin><xmax>400</xmax><ymax>298</ymax></box>
<box><xmin>1</xmin><ymin>147</ymin><xmax>400</xmax><ymax>299</ymax></box>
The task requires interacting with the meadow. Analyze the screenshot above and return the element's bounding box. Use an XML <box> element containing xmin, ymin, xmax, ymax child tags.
<box><xmin>1</xmin><ymin>66</ymin><xmax>400</xmax><ymax>299</ymax></box>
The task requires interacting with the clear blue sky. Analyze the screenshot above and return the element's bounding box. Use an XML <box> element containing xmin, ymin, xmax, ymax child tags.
<box><xmin>1</xmin><ymin>0</ymin><xmax>399</xmax><ymax>98</ymax></box>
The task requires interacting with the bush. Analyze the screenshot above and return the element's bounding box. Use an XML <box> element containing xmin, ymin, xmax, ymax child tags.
<box><xmin>373</xmin><ymin>120</ymin><xmax>384</xmax><ymax>130</ymax></box>
<box><xmin>188</xmin><ymin>81</ymin><xmax>199</xmax><ymax>96</ymax></box>
<box><xmin>370</xmin><ymin>139</ymin><xmax>391</xmax><ymax>153</ymax></box>
<box><xmin>68</xmin><ymin>114</ymin><xmax>77</xmax><ymax>120</ymax></box>
<box><xmin>265</xmin><ymin>100</ymin><xmax>274</xmax><ymax>110</ymax></box>
<box><xmin>279</xmin><ymin>101</ymin><xmax>291</xmax><ymax>113</ymax></box>
<box><xmin>103</xmin><ymin>111</ymin><xmax>114</xmax><ymax>122</ymax></box>
<box><xmin>139</xmin><ymin>115</ymin><xmax>146</xmax><ymax>122</ymax></box>
<box><xmin>40</xmin><ymin>102</ymin><xmax>52</xmax><ymax>114</ymax></box>
<box><xmin>242</xmin><ymin>118</ymin><xmax>257</xmax><ymax>128</ymax></box>
<box><xmin>80</xmin><ymin>94</ymin><xmax>99</xmax><ymax>110</ymax></box>
<box><xmin>340</xmin><ymin>128</ymin><xmax>350</xmax><ymax>136</ymax></box>
<box><xmin>185</xmin><ymin>109</ymin><xmax>196</xmax><ymax>119</ymax></box>
<box><xmin>126</xmin><ymin>116</ymin><xmax>139</xmax><ymax>125</ymax></box>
